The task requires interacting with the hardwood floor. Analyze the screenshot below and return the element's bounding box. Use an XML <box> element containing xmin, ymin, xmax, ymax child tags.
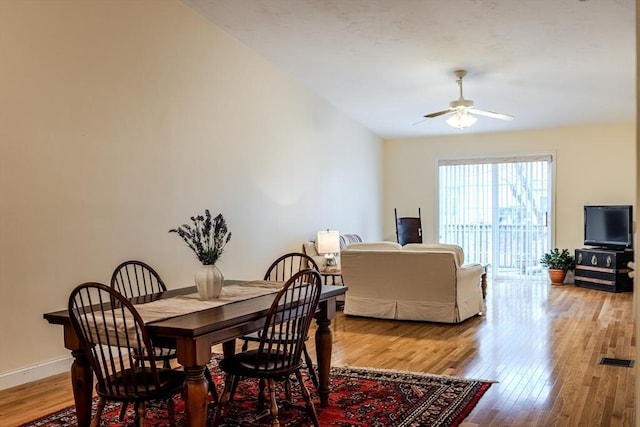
<box><xmin>0</xmin><ymin>278</ymin><xmax>635</xmax><ymax>426</ymax></box>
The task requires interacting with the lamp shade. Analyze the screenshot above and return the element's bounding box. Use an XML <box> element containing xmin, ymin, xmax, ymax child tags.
<box><xmin>317</xmin><ymin>230</ymin><xmax>340</xmax><ymax>254</ymax></box>
<box><xmin>446</xmin><ymin>110</ymin><xmax>477</xmax><ymax>129</ymax></box>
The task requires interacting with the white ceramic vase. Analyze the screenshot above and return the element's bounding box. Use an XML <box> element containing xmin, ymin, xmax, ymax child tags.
<box><xmin>194</xmin><ymin>264</ymin><xmax>224</xmax><ymax>300</ymax></box>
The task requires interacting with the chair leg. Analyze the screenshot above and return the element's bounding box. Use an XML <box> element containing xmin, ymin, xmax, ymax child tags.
<box><xmin>118</xmin><ymin>402</ymin><xmax>128</xmax><ymax>420</ymax></box>
<box><xmin>302</xmin><ymin>344</ymin><xmax>319</xmax><ymax>389</ymax></box>
<box><xmin>284</xmin><ymin>377</ymin><xmax>292</xmax><ymax>401</ymax></box>
<box><xmin>228</xmin><ymin>374</ymin><xmax>241</xmax><ymax>401</ymax></box>
<box><xmin>213</xmin><ymin>374</ymin><xmax>234</xmax><ymax>427</ymax></box>
<box><xmin>295</xmin><ymin>370</ymin><xmax>319</xmax><ymax>427</ymax></box>
<box><xmin>136</xmin><ymin>402</ymin><xmax>146</xmax><ymax>427</ymax></box>
<box><xmin>257</xmin><ymin>377</ymin><xmax>267</xmax><ymax>410</ymax></box>
<box><xmin>132</xmin><ymin>402</ymin><xmax>141</xmax><ymax>426</ymax></box>
<box><xmin>167</xmin><ymin>397</ymin><xmax>176</xmax><ymax>427</ymax></box>
<box><xmin>204</xmin><ymin>367</ymin><xmax>219</xmax><ymax>403</ymax></box>
<box><xmin>267</xmin><ymin>378</ymin><xmax>280</xmax><ymax>427</ymax></box>
<box><xmin>91</xmin><ymin>398</ymin><xmax>106</xmax><ymax>427</ymax></box>
<box><xmin>241</xmin><ymin>339</ymin><xmax>249</xmax><ymax>351</ymax></box>
<box><xmin>220</xmin><ymin>374</ymin><xmax>233</xmax><ymax>404</ymax></box>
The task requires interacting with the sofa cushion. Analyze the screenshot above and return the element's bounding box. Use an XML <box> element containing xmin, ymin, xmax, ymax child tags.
<box><xmin>302</xmin><ymin>241</ymin><xmax>319</xmax><ymax>257</ymax></box>
<box><xmin>343</xmin><ymin>241</ymin><xmax>401</xmax><ymax>251</ymax></box>
<box><xmin>301</xmin><ymin>241</ymin><xmax>327</xmax><ymax>270</ymax></box>
<box><xmin>403</xmin><ymin>243</ymin><xmax>465</xmax><ymax>265</ymax></box>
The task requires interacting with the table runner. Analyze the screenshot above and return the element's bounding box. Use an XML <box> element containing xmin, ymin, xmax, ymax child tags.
<box><xmin>83</xmin><ymin>281</ymin><xmax>284</xmax><ymax>344</ymax></box>
<box><xmin>135</xmin><ymin>280</ymin><xmax>285</xmax><ymax>324</ymax></box>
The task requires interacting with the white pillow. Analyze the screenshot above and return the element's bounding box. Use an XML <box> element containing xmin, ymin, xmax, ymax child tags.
<box><xmin>302</xmin><ymin>241</ymin><xmax>319</xmax><ymax>257</ymax></box>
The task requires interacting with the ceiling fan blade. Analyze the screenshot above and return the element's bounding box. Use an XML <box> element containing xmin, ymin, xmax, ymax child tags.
<box><xmin>468</xmin><ymin>108</ymin><xmax>514</xmax><ymax>121</ymax></box>
<box><xmin>423</xmin><ymin>109</ymin><xmax>454</xmax><ymax>119</ymax></box>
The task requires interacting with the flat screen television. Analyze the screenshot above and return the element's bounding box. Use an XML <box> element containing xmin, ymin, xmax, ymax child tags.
<box><xmin>583</xmin><ymin>205</ymin><xmax>633</xmax><ymax>250</ymax></box>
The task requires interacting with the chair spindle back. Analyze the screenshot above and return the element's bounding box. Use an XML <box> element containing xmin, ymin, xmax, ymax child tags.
<box><xmin>255</xmin><ymin>269</ymin><xmax>322</xmax><ymax>374</ymax></box>
<box><xmin>111</xmin><ymin>260</ymin><xmax>167</xmax><ymax>300</ymax></box>
<box><xmin>263</xmin><ymin>252</ymin><xmax>319</xmax><ymax>282</ymax></box>
<box><xmin>68</xmin><ymin>282</ymin><xmax>162</xmax><ymax>399</ymax></box>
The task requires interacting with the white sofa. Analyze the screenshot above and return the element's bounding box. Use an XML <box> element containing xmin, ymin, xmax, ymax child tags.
<box><xmin>340</xmin><ymin>242</ymin><xmax>484</xmax><ymax>323</ymax></box>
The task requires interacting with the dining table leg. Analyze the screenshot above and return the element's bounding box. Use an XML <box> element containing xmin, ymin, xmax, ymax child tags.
<box><xmin>176</xmin><ymin>337</ymin><xmax>215</xmax><ymax>427</ymax></box>
<box><xmin>222</xmin><ymin>338</ymin><xmax>236</xmax><ymax>358</ymax></box>
<box><xmin>314</xmin><ymin>297</ymin><xmax>337</xmax><ymax>407</ymax></box>
<box><xmin>183</xmin><ymin>365</ymin><xmax>209</xmax><ymax>427</ymax></box>
<box><xmin>70</xmin><ymin>349</ymin><xmax>93</xmax><ymax>427</ymax></box>
<box><xmin>62</xmin><ymin>325</ymin><xmax>93</xmax><ymax>427</ymax></box>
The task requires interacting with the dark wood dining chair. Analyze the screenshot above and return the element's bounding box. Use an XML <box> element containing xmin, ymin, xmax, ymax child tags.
<box><xmin>262</xmin><ymin>252</ymin><xmax>320</xmax><ymax>282</ymax></box>
<box><xmin>68</xmin><ymin>282</ymin><xmax>186</xmax><ymax>427</ymax></box>
<box><xmin>214</xmin><ymin>269</ymin><xmax>323</xmax><ymax>427</ymax></box>
<box><xmin>111</xmin><ymin>259</ymin><xmax>168</xmax><ymax>299</ymax></box>
<box><xmin>110</xmin><ymin>260</ymin><xmax>218</xmax><ymax>418</ymax></box>
<box><xmin>395</xmin><ymin>207</ymin><xmax>423</xmax><ymax>245</ymax></box>
<box><xmin>111</xmin><ymin>261</ymin><xmax>177</xmax><ymax>370</ymax></box>
<box><xmin>240</xmin><ymin>252</ymin><xmax>320</xmax><ymax>389</ymax></box>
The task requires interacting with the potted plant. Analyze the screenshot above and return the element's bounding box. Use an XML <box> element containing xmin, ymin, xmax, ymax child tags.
<box><xmin>169</xmin><ymin>209</ymin><xmax>231</xmax><ymax>300</ymax></box>
<box><xmin>539</xmin><ymin>248</ymin><xmax>575</xmax><ymax>284</ymax></box>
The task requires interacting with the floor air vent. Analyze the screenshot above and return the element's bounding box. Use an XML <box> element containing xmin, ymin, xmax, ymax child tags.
<box><xmin>599</xmin><ymin>357</ymin><xmax>634</xmax><ymax>367</ymax></box>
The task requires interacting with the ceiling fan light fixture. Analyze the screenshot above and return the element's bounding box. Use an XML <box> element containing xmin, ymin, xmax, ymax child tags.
<box><xmin>446</xmin><ymin>110</ymin><xmax>477</xmax><ymax>129</ymax></box>
<box><xmin>422</xmin><ymin>69</ymin><xmax>512</xmax><ymax>129</ymax></box>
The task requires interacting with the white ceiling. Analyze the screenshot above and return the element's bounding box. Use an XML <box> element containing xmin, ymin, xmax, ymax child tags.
<box><xmin>182</xmin><ymin>0</ymin><xmax>636</xmax><ymax>139</ymax></box>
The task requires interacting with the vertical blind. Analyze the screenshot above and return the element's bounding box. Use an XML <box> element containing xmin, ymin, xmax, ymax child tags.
<box><xmin>438</xmin><ymin>155</ymin><xmax>552</xmax><ymax>278</ymax></box>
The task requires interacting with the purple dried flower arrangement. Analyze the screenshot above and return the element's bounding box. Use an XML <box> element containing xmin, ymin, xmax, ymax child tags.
<box><xmin>169</xmin><ymin>209</ymin><xmax>231</xmax><ymax>265</ymax></box>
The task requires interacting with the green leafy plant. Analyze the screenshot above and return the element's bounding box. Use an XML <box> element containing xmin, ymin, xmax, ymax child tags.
<box><xmin>539</xmin><ymin>248</ymin><xmax>575</xmax><ymax>271</ymax></box>
<box><xmin>169</xmin><ymin>209</ymin><xmax>231</xmax><ymax>265</ymax></box>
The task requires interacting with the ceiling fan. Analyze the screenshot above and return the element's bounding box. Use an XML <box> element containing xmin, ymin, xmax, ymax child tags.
<box><xmin>422</xmin><ymin>70</ymin><xmax>513</xmax><ymax>129</ymax></box>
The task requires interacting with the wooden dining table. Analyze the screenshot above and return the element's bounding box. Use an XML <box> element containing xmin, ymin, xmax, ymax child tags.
<box><xmin>43</xmin><ymin>280</ymin><xmax>347</xmax><ymax>427</ymax></box>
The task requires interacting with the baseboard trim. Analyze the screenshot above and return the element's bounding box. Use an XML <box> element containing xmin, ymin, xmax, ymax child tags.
<box><xmin>0</xmin><ymin>355</ymin><xmax>73</xmax><ymax>390</ymax></box>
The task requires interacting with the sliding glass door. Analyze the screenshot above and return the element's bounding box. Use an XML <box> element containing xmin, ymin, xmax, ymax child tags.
<box><xmin>438</xmin><ymin>155</ymin><xmax>552</xmax><ymax>279</ymax></box>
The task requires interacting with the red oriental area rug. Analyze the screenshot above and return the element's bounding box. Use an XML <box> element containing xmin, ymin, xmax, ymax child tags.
<box><xmin>20</xmin><ymin>359</ymin><xmax>492</xmax><ymax>427</ymax></box>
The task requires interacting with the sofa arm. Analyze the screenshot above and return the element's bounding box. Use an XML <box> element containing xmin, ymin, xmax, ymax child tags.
<box><xmin>302</xmin><ymin>241</ymin><xmax>328</xmax><ymax>268</ymax></box>
<box><xmin>458</xmin><ymin>262</ymin><xmax>483</xmax><ymax>282</ymax></box>
<box><xmin>456</xmin><ymin>263</ymin><xmax>485</xmax><ymax>316</ymax></box>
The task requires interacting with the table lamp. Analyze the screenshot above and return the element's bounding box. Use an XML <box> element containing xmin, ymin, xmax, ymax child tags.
<box><xmin>317</xmin><ymin>230</ymin><xmax>340</xmax><ymax>267</ymax></box>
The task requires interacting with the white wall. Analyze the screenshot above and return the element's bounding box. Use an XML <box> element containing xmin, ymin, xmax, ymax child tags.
<box><xmin>0</xmin><ymin>0</ymin><xmax>382</xmax><ymax>386</ymax></box>
<box><xmin>383</xmin><ymin>124</ymin><xmax>636</xmax><ymax>249</ymax></box>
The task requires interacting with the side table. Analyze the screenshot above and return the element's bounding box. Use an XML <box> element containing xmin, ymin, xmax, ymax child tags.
<box><xmin>320</xmin><ymin>268</ymin><xmax>342</xmax><ymax>285</ymax></box>
<box><xmin>321</xmin><ymin>268</ymin><xmax>344</xmax><ymax>310</ymax></box>
<box><xmin>481</xmin><ymin>264</ymin><xmax>489</xmax><ymax>299</ymax></box>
